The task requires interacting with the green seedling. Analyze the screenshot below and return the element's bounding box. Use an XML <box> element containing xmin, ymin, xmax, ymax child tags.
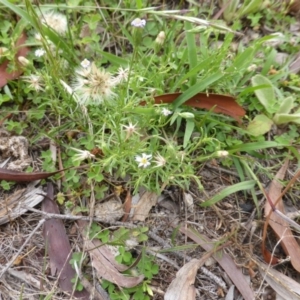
<box><xmin>247</xmin><ymin>74</ymin><xmax>300</xmax><ymax>136</ymax></box>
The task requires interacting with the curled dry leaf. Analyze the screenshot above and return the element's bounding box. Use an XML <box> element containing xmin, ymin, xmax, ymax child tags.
<box><xmin>77</xmin><ymin>220</ymin><xmax>144</xmax><ymax>288</ymax></box>
<box><xmin>0</xmin><ymin>32</ymin><xmax>30</xmax><ymax>88</ymax></box>
<box><xmin>132</xmin><ymin>191</ymin><xmax>158</xmax><ymax>221</ymax></box>
<box><xmin>94</xmin><ymin>197</ymin><xmax>124</xmax><ymax>222</ymax></box>
<box><xmin>0</xmin><ymin>182</ymin><xmax>45</xmax><ymax>225</ymax></box>
<box><xmin>263</xmin><ymin>160</ymin><xmax>300</xmax><ymax>272</ymax></box>
<box><xmin>179</xmin><ymin>225</ymin><xmax>255</xmax><ymax>300</ymax></box>
<box><xmin>165</xmin><ymin>259</ymin><xmax>202</xmax><ymax>300</ymax></box>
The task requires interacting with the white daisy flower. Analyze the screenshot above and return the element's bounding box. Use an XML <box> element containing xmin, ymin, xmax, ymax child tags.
<box><xmin>131</xmin><ymin>18</ymin><xmax>146</xmax><ymax>28</ymax></box>
<box><xmin>22</xmin><ymin>74</ymin><xmax>44</xmax><ymax>92</ymax></box>
<box><xmin>154</xmin><ymin>153</ymin><xmax>166</xmax><ymax>167</ymax></box>
<box><xmin>161</xmin><ymin>108</ymin><xmax>172</xmax><ymax>116</ymax></box>
<box><xmin>80</xmin><ymin>59</ymin><xmax>91</xmax><ymax>68</ymax></box>
<box><xmin>41</xmin><ymin>11</ymin><xmax>68</xmax><ymax>35</ymax></box>
<box><xmin>135</xmin><ymin>153</ymin><xmax>152</xmax><ymax>168</ymax></box>
<box><xmin>35</xmin><ymin>48</ymin><xmax>45</xmax><ymax>57</ymax></box>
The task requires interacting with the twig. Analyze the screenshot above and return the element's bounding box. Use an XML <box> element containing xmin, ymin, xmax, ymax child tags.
<box><xmin>0</xmin><ymin>218</ymin><xmax>45</xmax><ymax>279</ymax></box>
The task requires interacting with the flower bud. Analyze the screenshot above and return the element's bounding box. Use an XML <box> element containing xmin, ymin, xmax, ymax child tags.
<box><xmin>216</xmin><ymin>150</ymin><xmax>229</xmax><ymax>157</ymax></box>
<box><xmin>155</xmin><ymin>31</ymin><xmax>166</xmax><ymax>45</ymax></box>
<box><xmin>18</xmin><ymin>56</ymin><xmax>30</xmax><ymax>66</ymax></box>
<box><xmin>178</xmin><ymin>112</ymin><xmax>194</xmax><ymax>119</ymax></box>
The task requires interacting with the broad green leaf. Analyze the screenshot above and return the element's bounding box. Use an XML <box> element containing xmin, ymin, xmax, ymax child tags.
<box><xmin>246</xmin><ymin>114</ymin><xmax>273</xmax><ymax>136</ymax></box>
<box><xmin>172</xmin><ymin>72</ymin><xmax>224</xmax><ymax>109</ymax></box>
<box><xmin>251</xmin><ymin>74</ymin><xmax>276</xmax><ymax>114</ymax></box>
<box><xmin>201</xmin><ymin>180</ymin><xmax>256</xmax><ymax>207</ymax></box>
<box><xmin>183</xmin><ymin>119</ymin><xmax>195</xmax><ymax>148</ymax></box>
<box><xmin>273</xmin><ymin>113</ymin><xmax>300</xmax><ymax>125</ymax></box>
<box><xmin>277</xmin><ymin>96</ymin><xmax>294</xmax><ymax>114</ymax></box>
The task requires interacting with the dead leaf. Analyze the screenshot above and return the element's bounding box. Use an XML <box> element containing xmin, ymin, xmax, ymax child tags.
<box><xmin>165</xmin><ymin>259</ymin><xmax>202</xmax><ymax>300</ymax></box>
<box><xmin>77</xmin><ymin>220</ymin><xmax>144</xmax><ymax>288</ymax></box>
<box><xmin>122</xmin><ymin>190</ymin><xmax>132</xmax><ymax>222</ymax></box>
<box><xmin>94</xmin><ymin>197</ymin><xmax>124</xmax><ymax>222</ymax></box>
<box><xmin>152</xmin><ymin>92</ymin><xmax>245</xmax><ymax>123</ymax></box>
<box><xmin>0</xmin><ymin>32</ymin><xmax>30</xmax><ymax>88</ymax></box>
<box><xmin>264</xmin><ymin>160</ymin><xmax>300</xmax><ymax>272</ymax></box>
<box><xmin>179</xmin><ymin>225</ymin><xmax>255</xmax><ymax>300</ymax></box>
<box><xmin>257</xmin><ymin>259</ymin><xmax>300</xmax><ymax>300</ymax></box>
<box><xmin>42</xmin><ymin>183</ymin><xmax>89</xmax><ymax>299</ymax></box>
<box><xmin>0</xmin><ymin>182</ymin><xmax>45</xmax><ymax>225</ymax></box>
<box><xmin>132</xmin><ymin>191</ymin><xmax>158</xmax><ymax>221</ymax></box>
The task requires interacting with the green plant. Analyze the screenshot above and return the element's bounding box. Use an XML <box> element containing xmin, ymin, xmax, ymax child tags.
<box><xmin>246</xmin><ymin>74</ymin><xmax>300</xmax><ymax>136</ymax></box>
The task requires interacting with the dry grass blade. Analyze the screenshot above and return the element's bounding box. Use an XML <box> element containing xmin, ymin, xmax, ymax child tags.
<box><xmin>179</xmin><ymin>225</ymin><xmax>255</xmax><ymax>300</ymax></box>
<box><xmin>42</xmin><ymin>183</ymin><xmax>90</xmax><ymax>299</ymax></box>
<box><xmin>264</xmin><ymin>160</ymin><xmax>300</xmax><ymax>272</ymax></box>
<box><xmin>77</xmin><ymin>220</ymin><xmax>144</xmax><ymax>288</ymax></box>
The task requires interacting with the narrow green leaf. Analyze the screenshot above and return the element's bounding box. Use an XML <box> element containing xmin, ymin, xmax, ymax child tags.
<box><xmin>97</xmin><ymin>49</ymin><xmax>129</xmax><ymax>66</ymax></box>
<box><xmin>185</xmin><ymin>22</ymin><xmax>197</xmax><ymax>86</ymax></box>
<box><xmin>201</xmin><ymin>180</ymin><xmax>256</xmax><ymax>207</ymax></box>
<box><xmin>183</xmin><ymin>119</ymin><xmax>195</xmax><ymax>148</ymax></box>
<box><xmin>228</xmin><ymin>141</ymin><xmax>289</xmax><ymax>153</ymax></box>
<box><xmin>172</xmin><ymin>72</ymin><xmax>224</xmax><ymax>109</ymax></box>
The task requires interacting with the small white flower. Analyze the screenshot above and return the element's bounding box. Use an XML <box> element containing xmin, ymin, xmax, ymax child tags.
<box><xmin>41</xmin><ymin>11</ymin><xmax>68</xmax><ymax>35</ymax></box>
<box><xmin>154</xmin><ymin>153</ymin><xmax>166</xmax><ymax>167</ymax></box>
<box><xmin>161</xmin><ymin>108</ymin><xmax>172</xmax><ymax>116</ymax></box>
<box><xmin>35</xmin><ymin>48</ymin><xmax>45</xmax><ymax>57</ymax></box>
<box><xmin>131</xmin><ymin>18</ymin><xmax>146</xmax><ymax>28</ymax></box>
<box><xmin>113</xmin><ymin>67</ymin><xmax>129</xmax><ymax>84</ymax></box>
<box><xmin>135</xmin><ymin>153</ymin><xmax>152</xmax><ymax>168</ymax></box>
<box><xmin>216</xmin><ymin>150</ymin><xmax>229</xmax><ymax>157</ymax></box>
<box><xmin>71</xmin><ymin>147</ymin><xmax>95</xmax><ymax>162</ymax></box>
<box><xmin>80</xmin><ymin>59</ymin><xmax>91</xmax><ymax>68</ymax></box>
<box><xmin>122</xmin><ymin>122</ymin><xmax>140</xmax><ymax>139</ymax></box>
<box><xmin>155</xmin><ymin>31</ymin><xmax>166</xmax><ymax>45</ymax></box>
<box><xmin>22</xmin><ymin>74</ymin><xmax>44</xmax><ymax>92</ymax></box>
